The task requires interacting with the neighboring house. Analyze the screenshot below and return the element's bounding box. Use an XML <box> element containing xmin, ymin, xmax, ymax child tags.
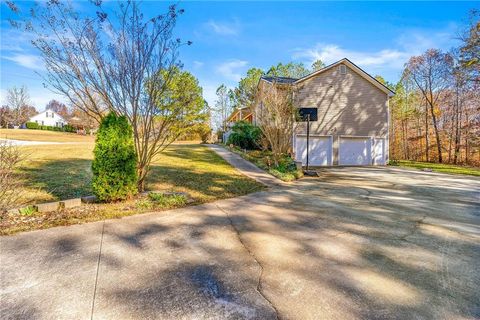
<box><xmin>223</xmin><ymin>107</ymin><xmax>253</xmax><ymax>142</ymax></box>
<box><xmin>256</xmin><ymin>58</ymin><xmax>395</xmax><ymax>166</ymax></box>
<box><xmin>29</xmin><ymin>109</ymin><xmax>67</xmax><ymax>127</ymax></box>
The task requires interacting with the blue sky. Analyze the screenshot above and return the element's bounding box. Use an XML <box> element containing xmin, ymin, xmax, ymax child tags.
<box><xmin>0</xmin><ymin>1</ymin><xmax>477</xmax><ymax>109</ymax></box>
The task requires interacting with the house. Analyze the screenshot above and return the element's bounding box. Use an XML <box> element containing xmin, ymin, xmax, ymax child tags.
<box><xmin>256</xmin><ymin>58</ymin><xmax>395</xmax><ymax>166</ymax></box>
<box><xmin>29</xmin><ymin>109</ymin><xmax>67</xmax><ymax>128</ymax></box>
<box><xmin>222</xmin><ymin>107</ymin><xmax>253</xmax><ymax>142</ymax></box>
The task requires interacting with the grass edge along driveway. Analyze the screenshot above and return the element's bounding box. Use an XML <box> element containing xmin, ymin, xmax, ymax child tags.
<box><xmin>1</xmin><ymin>143</ymin><xmax>263</xmax><ymax>235</ymax></box>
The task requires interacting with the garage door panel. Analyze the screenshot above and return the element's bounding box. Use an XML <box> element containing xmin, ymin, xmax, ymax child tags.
<box><xmin>339</xmin><ymin>137</ymin><xmax>372</xmax><ymax>165</ymax></box>
<box><xmin>295</xmin><ymin>136</ymin><xmax>332</xmax><ymax>166</ymax></box>
<box><xmin>373</xmin><ymin>138</ymin><xmax>386</xmax><ymax>165</ymax></box>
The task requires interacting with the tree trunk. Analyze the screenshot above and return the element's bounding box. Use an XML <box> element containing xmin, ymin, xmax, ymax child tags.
<box><xmin>453</xmin><ymin>95</ymin><xmax>462</xmax><ymax>164</ymax></box>
<box><xmin>424</xmin><ymin>101</ymin><xmax>429</xmax><ymax>162</ymax></box>
<box><xmin>427</xmin><ymin>99</ymin><xmax>442</xmax><ymax>163</ymax></box>
<box><xmin>137</xmin><ymin>173</ymin><xmax>146</xmax><ymax>192</ymax></box>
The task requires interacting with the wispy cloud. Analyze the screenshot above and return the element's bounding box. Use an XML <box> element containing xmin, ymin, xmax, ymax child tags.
<box><xmin>4</xmin><ymin>54</ymin><xmax>45</xmax><ymax>71</ymax></box>
<box><xmin>292</xmin><ymin>27</ymin><xmax>459</xmax><ymax>74</ymax></box>
<box><xmin>193</xmin><ymin>60</ymin><xmax>204</xmax><ymax>69</ymax></box>
<box><xmin>293</xmin><ymin>44</ymin><xmax>408</xmax><ymax>69</ymax></box>
<box><xmin>216</xmin><ymin>59</ymin><xmax>248</xmax><ymax>81</ymax></box>
<box><xmin>205</xmin><ymin>19</ymin><xmax>240</xmax><ymax>36</ymax></box>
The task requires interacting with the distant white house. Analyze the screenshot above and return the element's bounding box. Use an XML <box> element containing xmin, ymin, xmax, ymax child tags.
<box><xmin>29</xmin><ymin>109</ymin><xmax>67</xmax><ymax>127</ymax></box>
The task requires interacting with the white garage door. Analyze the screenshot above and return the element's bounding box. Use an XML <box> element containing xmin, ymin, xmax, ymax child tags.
<box><xmin>295</xmin><ymin>135</ymin><xmax>332</xmax><ymax>166</ymax></box>
<box><xmin>339</xmin><ymin>137</ymin><xmax>372</xmax><ymax>165</ymax></box>
<box><xmin>372</xmin><ymin>138</ymin><xmax>386</xmax><ymax>165</ymax></box>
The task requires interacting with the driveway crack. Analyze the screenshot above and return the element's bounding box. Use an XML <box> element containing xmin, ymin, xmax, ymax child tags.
<box><xmin>215</xmin><ymin>204</ymin><xmax>280</xmax><ymax>320</ymax></box>
<box><xmin>90</xmin><ymin>220</ymin><xmax>106</xmax><ymax>320</ymax></box>
<box><xmin>398</xmin><ymin>215</ymin><xmax>427</xmax><ymax>241</ymax></box>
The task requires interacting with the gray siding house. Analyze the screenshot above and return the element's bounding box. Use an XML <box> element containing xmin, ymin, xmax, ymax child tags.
<box><xmin>256</xmin><ymin>58</ymin><xmax>394</xmax><ymax>166</ymax></box>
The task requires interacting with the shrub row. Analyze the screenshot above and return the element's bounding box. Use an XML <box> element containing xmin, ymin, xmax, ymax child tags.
<box><xmin>25</xmin><ymin>122</ymin><xmax>77</xmax><ymax>133</ymax></box>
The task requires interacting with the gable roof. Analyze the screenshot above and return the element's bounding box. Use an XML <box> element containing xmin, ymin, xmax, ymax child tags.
<box><xmin>258</xmin><ymin>58</ymin><xmax>395</xmax><ymax>97</ymax></box>
<box><xmin>31</xmin><ymin>109</ymin><xmax>66</xmax><ymax>121</ymax></box>
<box><xmin>295</xmin><ymin>58</ymin><xmax>395</xmax><ymax>97</ymax></box>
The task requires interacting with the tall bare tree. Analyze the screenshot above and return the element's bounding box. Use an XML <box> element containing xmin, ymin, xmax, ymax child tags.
<box><xmin>405</xmin><ymin>49</ymin><xmax>453</xmax><ymax>163</ymax></box>
<box><xmin>215</xmin><ymin>84</ymin><xmax>232</xmax><ymax>133</ymax></box>
<box><xmin>8</xmin><ymin>1</ymin><xmax>195</xmax><ymax>191</ymax></box>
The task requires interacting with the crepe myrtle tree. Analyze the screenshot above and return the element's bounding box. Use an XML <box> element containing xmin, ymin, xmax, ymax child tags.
<box><xmin>255</xmin><ymin>81</ymin><xmax>296</xmax><ymax>166</ymax></box>
<box><xmin>7</xmin><ymin>0</ymin><xmax>197</xmax><ymax>191</ymax></box>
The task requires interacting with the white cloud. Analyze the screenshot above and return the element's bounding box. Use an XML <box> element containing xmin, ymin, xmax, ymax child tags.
<box><xmin>216</xmin><ymin>59</ymin><xmax>248</xmax><ymax>82</ymax></box>
<box><xmin>293</xmin><ymin>44</ymin><xmax>411</xmax><ymax>72</ymax></box>
<box><xmin>4</xmin><ymin>54</ymin><xmax>45</xmax><ymax>71</ymax></box>
<box><xmin>205</xmin><ymin>19</ymin><xmax>240</xmax><ymax>36</ymax></box>
<box><xmin>292</xmin><ymin>27</ymin><xmax>460</xmax><ymax>79</ymax></box>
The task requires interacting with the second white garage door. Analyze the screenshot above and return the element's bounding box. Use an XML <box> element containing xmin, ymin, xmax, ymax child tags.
<box><xmin>295</xmin><ymin>135</ymin><xmax>332</xmax><ymax>166</ymax></box>
<box><xmin>339</xmin><ymin>137</ymin><xmax>372</xmax><ymax>165</ymax></box>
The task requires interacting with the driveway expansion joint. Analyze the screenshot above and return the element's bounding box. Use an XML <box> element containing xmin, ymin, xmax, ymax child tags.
<box><xmin>215</xmin><ymin>203</ymin><xmax>280</xmax><ymax>320</ymax></box>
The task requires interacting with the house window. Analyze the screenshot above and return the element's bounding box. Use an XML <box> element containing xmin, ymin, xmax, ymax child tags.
<box><xmin>46</xmin><ymin>112</ymin><xmax>49</xmax><ymax>117</ymax></box>
<box><xmin>339</xmin><ymin>65</ymin><xmax>347</xmax><ymax>75</ymax></box>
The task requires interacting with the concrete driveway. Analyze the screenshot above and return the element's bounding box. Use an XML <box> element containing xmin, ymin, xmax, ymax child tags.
<box><xmin>1</xmin><ymin>168</ymin><xmax>479</xmax><ymax>319</ymax></box>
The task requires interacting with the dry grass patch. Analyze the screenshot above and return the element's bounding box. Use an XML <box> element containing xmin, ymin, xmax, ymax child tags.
<box><xmin>0</xmin><ymin>129</ymin><xmax>94</xmax><ymax>143</ymax></box>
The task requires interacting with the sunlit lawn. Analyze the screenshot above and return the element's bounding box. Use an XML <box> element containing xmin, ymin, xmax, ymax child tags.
<box><xmin>2</xmin><ymin>140</ymin><xmax>262</xmax><ymax>235</ymax></box>
<box><xmin>17</xmin><ymin>143</ymin><xmax>262</xmax><ymax>204</ymax></box>
<box><xmin>390</xmin><ymin>160</ymin><xmax>480</xmax><ymax>176</ymax></box>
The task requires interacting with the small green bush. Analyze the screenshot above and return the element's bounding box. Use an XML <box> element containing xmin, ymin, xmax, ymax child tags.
<box><xmin>25</xmin><ymin>122</ymin><xmax>39</xmax><ymax>129</ymax></box>
<box><xmin>148</xmin><ymin>192</ymin><xmax>187</xmax><ymax>207</ymax></box>
<box><xmin>136</xmin><ymin>193</ymin><xmax>188</xmax><ymax>210</ymax></box>
<box><xmin>226</xmin><ymin>121</ymin><xmax>262</xmax><ymax>150</ymax></box>
<box><xmin>19</xmin><ymin>206</ymin><xmax>37</xmax><ymax>216</ymax></box>
<box><xmin>92</xmin><ymin>112</ymin><xmax>138</xmax><ymax>202</ymax></box>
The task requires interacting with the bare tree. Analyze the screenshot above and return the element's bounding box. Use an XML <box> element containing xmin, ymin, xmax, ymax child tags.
<box><xmin>46</xmin><ymin>100</ymin><xmax>69</xmax><ymax>118</ymax></box>
<box><xmin>5</xmin><ymin>86</ymin><xmax>34</xmax><ymax>126</ymax></box>
<box><xmin>0</xmin><ymin>141</ymin><xmax>24</xmax><ymax>212</ymax></box>
<box><xmin>405</xmin><ymin>49</ymin><xmax>453</xmax><ymax>163</ymax></box>
<box><xmin>255</xmin><ymin>81</ymin><xmax>296</xmax><ymax>166</ymax></box>
<box><xmin>9</xmin><ymin>1</ymin><xmax>194</xmax><ymax>191</ymax></box>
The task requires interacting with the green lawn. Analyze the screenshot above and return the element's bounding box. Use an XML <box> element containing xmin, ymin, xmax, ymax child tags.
<box><xmin>17</xmin><ymin>143</ymin><xmax>262</xmax><ymax>204</ymax></box>
<box><xmin>1</xmin><ymin>142</ymin><xmax>263</xmax><ymax>235</ymax></box>
<box><xmin>389</xmin><ymin>160</ymin><xmax>480</xmax><ymax>176</ymax></box>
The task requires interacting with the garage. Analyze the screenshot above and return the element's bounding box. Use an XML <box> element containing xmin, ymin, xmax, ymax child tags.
<box><xmin>339</xmin><ymin>137</ymin><xmax>372</xmax><ymax>165</ymax></box>
<box><xmin>295</xmin><ymin>135</ymin><xmax>332</xmax><ymax>166</ymax></box>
